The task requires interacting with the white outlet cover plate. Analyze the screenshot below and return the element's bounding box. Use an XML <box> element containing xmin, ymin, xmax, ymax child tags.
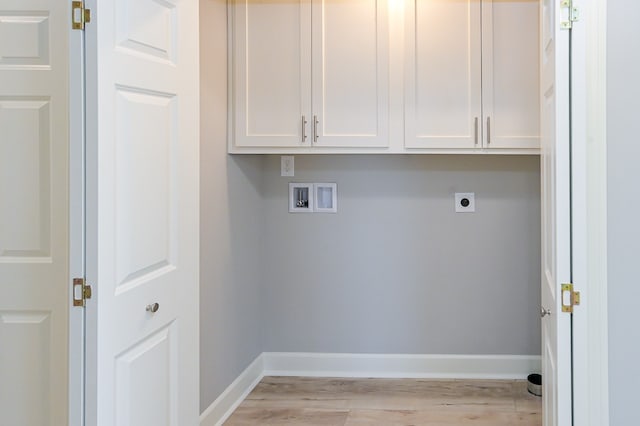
<box><xmin>281</xmin><ymin>156</ymin><xmax>294</xmax><ymax>177</ymax></box>
<box><xmin>455</xmin><ymin>192</ymin><xmax>475</xmax><ymax>213</ymax></box>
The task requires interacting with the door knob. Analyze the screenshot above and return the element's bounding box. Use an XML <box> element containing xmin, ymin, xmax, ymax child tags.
<box><xmin>146</xmin><ymin>303</ymin><xmax>160</xmax><ymax>313</ymax></box>
<box><xmin>540</xmin><ymin>307</ymin><xmax>551</xmax><ymax>318</ymax></box>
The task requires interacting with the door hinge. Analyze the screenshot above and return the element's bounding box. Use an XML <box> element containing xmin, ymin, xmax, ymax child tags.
<box><xmin>561</xmin><ymin>283</ymin><xmax>580</xmax><ymax>313</ymax></box>
<box><xmin>73</xmin><ymin>278</ymin><xmax>92</xmax><ymax>307</ymax></box>
<box><xmin>560</xmin><ymin>0</ymin><xmax>579</xmax><ymax>29</ymax></box>
<box><xmin>72</xmin><ymin>1</ymin><xmax>91</xmax><ymax>30</ymax></box>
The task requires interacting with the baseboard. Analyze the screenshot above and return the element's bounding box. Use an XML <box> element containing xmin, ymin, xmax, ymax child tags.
<box><xmin>200</xmin><ymin>352</ymin><xmax>541</xmax><ymax>425</ymax></box>
<box><xmin>262</xmin><ymin>352</ymin><xmax>541</xmax><ymax>380</ymax></box>
<box><xmin>199</xmin><ymin>355</ymin><xmax>264</xmax><ymax>426</ymax></box>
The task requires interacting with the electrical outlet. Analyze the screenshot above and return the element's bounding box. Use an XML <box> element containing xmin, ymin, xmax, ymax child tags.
<box><xmin>281</xmin><ymin>156</ymin><xmax>294</xmax><ymax>177</ymax></box>
<box><xmin>455</xmin><ymin>192</ymin><xmax>475</xmax><ymax>213</ymax></box>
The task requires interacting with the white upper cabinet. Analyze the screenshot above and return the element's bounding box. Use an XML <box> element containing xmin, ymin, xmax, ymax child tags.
<box><xmin>482</xmin><ymin>0</ymin><xmax>540</xmax><ymax>149</ymax></box>
<box><xmin>404</xmin><ymin>0</ymin><xmax>540</xmax><ymax>151</ymax></box>
<box><xmin>229</xmin><ymin>0</ymin><xmax>539</xmax><ymax>153</ymax></box>
<box><xmin>311</xmin><ymin>0</ymin><xmax>389</xmax><ymax>148</ymax></box>
<box><xmin>405</xmin><ymin>0</ymin><xmax>482</xmax><ymax>149</ymax></box>
<box><xmin>230</xmin><ymin>0</ymin><xmax>389</xmax><ymax>150</ymax></box>
<box><xmin>231</xmin><ymin>0</ymin><xmax>312</xmax><ymax>148</ymax></box>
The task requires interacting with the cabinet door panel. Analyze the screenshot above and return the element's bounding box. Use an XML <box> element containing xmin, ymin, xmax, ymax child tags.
<box><xmin>232</xmin><ymin>0</ymin><xmax>311</xmax><ymax>147</ymax></box>
<box><xmin>482</xmin><ymin>0</ymin><xmax>540</xmax><ymax>149</ymax></box>
<box><xmin>405</xmin><ymin>0</ymin><xmax>482</xmax><ymax>149</ymax></box>
<box><xmin>312</xmin><ymin>0</ymin><xmax>389</xmax><ymax>147</ymax></box>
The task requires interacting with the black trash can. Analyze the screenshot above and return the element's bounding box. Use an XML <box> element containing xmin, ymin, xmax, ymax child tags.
<box><xmin>527</xmin><ymin>373</ymin><xmax>542</xmax><ymax>396</ymax></box>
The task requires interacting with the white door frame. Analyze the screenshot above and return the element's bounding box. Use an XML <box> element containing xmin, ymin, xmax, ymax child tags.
<box><xmin>68</xmin><ymin>10</ymin><xmax>86</xmax><ymax>426</ymax></box>
<box><xmin>571</xmin><ymin>0</ymin><xmax>609</xmax><ymax>425</ymax></box>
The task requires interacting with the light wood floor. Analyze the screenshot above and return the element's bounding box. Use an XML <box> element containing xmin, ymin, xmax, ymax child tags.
<box><xmin>224</xmin><ymin>376</ymin><xmax>542</xmax><ymax>425</ymax></box>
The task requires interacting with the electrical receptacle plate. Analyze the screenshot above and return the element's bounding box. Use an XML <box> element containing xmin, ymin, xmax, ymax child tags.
<box><xmin>281</xmin><ymin>156</ymin><xmax>294</xmax><ymax>177</ymax></box>
<box><xmin>455</xmin><ymin>192</ymin><xmax>475</xmax><ymax>213</ymax></box>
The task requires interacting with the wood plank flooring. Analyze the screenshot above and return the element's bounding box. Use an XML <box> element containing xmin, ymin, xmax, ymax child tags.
<box><xmin>224</xmin><ymin>377</ymin><xmax>542</xmax><ymax>425</ymax></box>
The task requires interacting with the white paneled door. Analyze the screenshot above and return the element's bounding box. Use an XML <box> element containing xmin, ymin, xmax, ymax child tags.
<box><xmin>540</xmin><ymin>0</ymin><xmax>572</xmax><ymax>424</ymax></box>
<box><xmin>0</xmin><ymin>0</ymin><xmax>69</xmax><ymax>424</ymax></box>
<box><xmin>84</xmin><ymin>0</ymin><xmax>200</xmax><ymax>425</ymax></box>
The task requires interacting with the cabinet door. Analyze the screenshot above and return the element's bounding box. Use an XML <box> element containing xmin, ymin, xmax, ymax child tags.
<box><xmin>232</xmin><ymin>0</ymin><xmax>312</xmax><ymax>148</ymax></box>
<box><xmin>482</xmin><ymin>0</ymin><xmax>540</xmax><ymax>149</ymax></box>
<box><xmin>311</xmin><ymin>0</ymin><xmax>389</xmax><ymax>147</ymax></box>
<box><xmin>405</xmin><ymin>0</ymin><xmax>482</xmax><ymax>149</ymax></box>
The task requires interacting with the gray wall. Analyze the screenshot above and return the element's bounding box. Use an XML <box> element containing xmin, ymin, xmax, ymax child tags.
<box><xmin>607</xmin><ymin>1</ymin><xmax>640</xmax><ymax>423</ymax></box>
<box><xmin>262</xmin><ymin>155</ymin><xmax>541</xmax><ymax>355</ymax></box>
<box><xmin>200</xmin><ymin>0</ymin><xmax>265</xmax><ymax>412</ymax></box>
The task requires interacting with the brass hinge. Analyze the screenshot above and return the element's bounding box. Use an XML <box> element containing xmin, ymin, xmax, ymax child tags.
<box><xmin>73</xmin><ymin>278</ymin><xmax>93</xmax><ymax>307</ymax></box>
<box><xmin>561</xmin><ymin>283</ymin><xmax>580</xmax><ymax>313</ymax></box>
<box><xmin>560</xmin><ymin>0</ymin><xmax>579</xmax><ymax>29</ymax></box>
<box><xmin>72</xmin><ymin>1</ymin><xmax>91</xmax><ymax>30</ymax></box>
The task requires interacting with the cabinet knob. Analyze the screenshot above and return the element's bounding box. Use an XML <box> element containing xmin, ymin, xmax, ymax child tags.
<box><xmin>146</xmin><ymin>303</ymin><xmax>160</xmax><ymax>313</ymax></box>
<box><xmin>540</xmin><ymin>306</ymin><xmax>551</xmax><ymax>318</ymax></box>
